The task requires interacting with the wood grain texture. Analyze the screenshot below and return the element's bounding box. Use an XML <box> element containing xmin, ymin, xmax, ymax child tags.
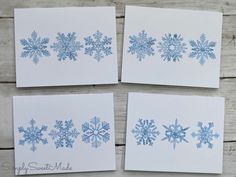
<box><xmin>0</xmin><ymin>0</ymin><xmax>235</xmax><ymax>176</ymax></box>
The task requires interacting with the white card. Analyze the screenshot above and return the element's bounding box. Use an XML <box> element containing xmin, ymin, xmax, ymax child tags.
<box><xmin>13</xmin><ymin>93</ymin><xmax>116</xmax><ymax>175</ymax></box>
<box><xmin>122</xmin><ymin>6</ymin><xmax>222</xmax><ymax>88</ymax></box>
<box><xmin>14</xmin><ymin>7</ymin><xmax>118</xmax><ymax>87</ymax></box>
<box><xmin>125</xmin><ymin>92</ymin><xmax>224</xmax><ymax>174</ymax></box>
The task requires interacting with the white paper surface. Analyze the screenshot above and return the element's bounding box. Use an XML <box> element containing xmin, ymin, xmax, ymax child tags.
<box><xmin>14</xmin><ymin>7</ymin><xmax>118</xmax><ymax>87</ymax></box>
<box><xmin>13</xmin><ymin>93</ymin><xmax>116</xmax><ymax>175</ymax></box>
<box><xmin>125</xmin><ymin>92</ymin><xmax>224</xmax><ymax>174</ymax></box>
<box><xmin>122</xmin><ymin>6</ymin><xmax>222</xmax><ymax>88</ymax></box>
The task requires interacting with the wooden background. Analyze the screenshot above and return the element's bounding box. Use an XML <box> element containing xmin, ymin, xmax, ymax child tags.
<box><xmin>0</xmin><ymin>0</ymin><xmax>236</xmax><ymax>176</ymax></box>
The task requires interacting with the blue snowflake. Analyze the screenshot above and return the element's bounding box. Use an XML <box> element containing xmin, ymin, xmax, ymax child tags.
<box><xmin>162</xmin><ymin>119</ymin><xmax>189</xmax><ymax>149</ymax></box>
<box><xmin>84</xmin><ymin>31</ymin><xmax>112</xmax><ymax>61</ymax></box>
<box><xmin>157</xmin><ymin>33</ymin><xmax>187</xmax><ymax>62</ymax></box>
<box><xmin>132</xmin><ymin>119</ymin><xmax>160</xmax><ymax>146</ymax></box>
<box><xmin>192</xmin><ymin>122</ymin><xmax>219</xmax><ymax>149</ymax></box>
<box><xmin>49</xmin><ymin>120</ymin><xmax>80</xmax><ymax>148</ymax></box>
<box><xmin>189</xmin><ymin>34</ymin><xmax>216</xmax><ymax>65</ymax></box>
<box><xmin>82</xmin><ymin>116</ymin><xmax>110</xmax><ymax>148</ymax></box>
<box><xmin>20</xmin><ymin>31</ymin><xmax>50</xmax><ymax>64</ymax></box>
<box><xmin>128</xmin><ymin>30</ymin><xmax>156</xmax><ymax>61</ymax></box>
<box><xmin>18</xmin><ymin>119</ymin><xmax>48</xmax><ymax>152</ymax></box>
<box><xmin>51</xmin><ymin>32</ymin><xmax>83</xmax><ymax>61</ymax></box>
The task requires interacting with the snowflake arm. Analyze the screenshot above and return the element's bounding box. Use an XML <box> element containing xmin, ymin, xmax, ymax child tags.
<box><xmin>20</xmin><ymin>31</ymin><xmax>50</xmax><ymax>64</ymax></box>
<box><xmin>84</xmin><ymin>31</ymin><xmax>112</xmax><ymax>61</ymax></box>
<box><xmin>128</xmin><ymin>30</ymin><xmax>156</xmax><ymax>61</ymax></box>
<box><xmin>51</xmin><ymin>32</ymin><xmax>83</xmax><ymax>61</ymax></box>
<box><xmin>132</xmin><ymin>119</ymin><xmax>160</xmax><ymax>146</ymax></box>
<box><xmin>82</xmin><ymin>116</ymin><xmax>110</xmax><ymax>148</ymax></box>
<box><xmin>18</xmin><ymin>119</ymin><xmax>48</xmax><ymax>152</ymax></box>
<box><xmin>192</xmin><ymin>122</ymin><xmax>219</xmax><ymax>149</ymax></box>
<box><xmin>189</xmin><ymin>34</ymin><xmax>216</xmax><ymax>65</ymax></box>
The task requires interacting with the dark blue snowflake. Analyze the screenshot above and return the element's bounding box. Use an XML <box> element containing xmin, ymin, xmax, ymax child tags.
<box><xmin>132</xmin><ymin>119</ymin><xmax>159</xmax><ymax>146</ymax></box>
<box><xmin>51</xmin><ymin>32</ymin><xmax>83</xmax><ymax>61</ymax></box>
<box><xmin>189</xmin><ymin>34</ymin><xmax>216</xmax><ymax>65</ymax></box>
<box><xmin>192</xmin><ymin>122</ymin><xmax>219</xmax><ymax>149</ymax></box>
<box><xmin>18</xmin><ymin>119</ymin><xmax>48</xmax><ymax>152</ymax></box>
<box><xmin>128</xmin><ymin>30</ymin><xmax>156</xmax><ymax>61</ymax></box>
<box><xmin>84</xmin><ymin>31</ymin><xmax>112</xmax><ymax>61</ymax></box>
<box><xmin>49</xmin><ymin>119</ymin><xmax>80</xmax><ymax>148</ymax></box>
<box><xmin>157</xmin><ymin>33</ymin><xmax>187</xmax><ymax>62</ymax></box>
<box><xmin>82</xmin><ymin>116</ymin><xmax>110</xmax><ymax>148</ymax></box>
<box><xmin>20</xmin><ymin>31</ymin><xmax>50</xmax><ymax>64</ymax></box>
<box><xmin>162</xmin><ymin>119</ymin><xmax>189</xmax><ymax>149</ymax></box>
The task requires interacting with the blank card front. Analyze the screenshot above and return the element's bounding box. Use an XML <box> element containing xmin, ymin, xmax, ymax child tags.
<box><xmin>14</xmin><ymin>7</ymin><xmax>118</xmax><ymax>87</ymax></box>
<box><xmin>125</xmin><ymin>93</ymin><xmax>224</xmax><ymax>174</ymax></box>
<box><xmin>122</xmin><ymin>6</ymin><xmax>222</xmax><ymax>88</ymax></box>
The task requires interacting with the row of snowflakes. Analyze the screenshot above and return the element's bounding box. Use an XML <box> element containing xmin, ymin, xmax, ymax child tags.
<box><xmin>132</xmin><ymin>119</ymin><xmax>219</xmax><ymax>149</ymax></box>
<box><xmin>128</xmin><ymin>31</ymin><xmax>217</xmax><ymax>65</ymax></box>
<box><xmin>17</xmin><ymin>117</ymin><xmax>110</xmax><ymax>152</ymax></box>
<box><xmin>19</xmin><ymin>31</ymin><xmax>113</xmax><ymax>64</ymax></box>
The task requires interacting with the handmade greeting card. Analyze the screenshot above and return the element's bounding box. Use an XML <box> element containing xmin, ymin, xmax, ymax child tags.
<box><xmin>125</xmin><ymin>92</ymin><xmax>224</xmax><ymax>174</ymax></box>
<box><xmin>122</xmin><ymin>6</ymin><xmax>222</xmax><ymax>88</ymax></box>
<box><xmin>13</xmin><ymin>93</ymin><xmax>115</xmax><ymax>175</ymax></box>
<box><xmin>14</xmin><ymin>7</ymin><xmax>118</xmax><ymax>87</ymax></box>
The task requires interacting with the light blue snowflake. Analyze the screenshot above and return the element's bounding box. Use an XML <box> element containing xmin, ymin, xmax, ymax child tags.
<box><xmin>162</xmin><ymin>119</ymin><xmax>189</xmax><ymax>149</ymax></box>
<box><xmin>51</xmin><ymin>32</ymin><xmax>83</xmax><ymax>61</ymax></box>
<box><xmin>192</xmin><ymin>122</ymin><xmax>219</xmax><ymax>149</ymax></box>
<box><xmin>18</xmin><ymin>119</ymin><xmax>48</xmax><ymax>152</ymax></box>
<box><xmin>132</xmin><ymin>119</ymin><xmax>160</xmax><ymax>146</ymax></box>
<box><xmin>49</xmin><ymin>120</ymin><xmax>79</xmax><ymax>148</ymax></box>
<box><xmin>82</xmin><ymin>116</ymin><xmax>110</xmax><ymax>148</ymax></box>
<box><xmin>128</xmin><ymin>30</ymin><xmax>156</xmax><ymax>61</ymax></box>
<box><xmin>84</xmin><ymin>31</ymin><xmax>112</xmax><ymax>62</ymax></box>
<box><xmin>20</xmin><ymin>31</ymin><xmax>50</xmax><ymax>64</ymax></box>
<box><xmin>157</xmin><ymin>33</ymin><xmax>187</xmax><ymax>62</ymax></box>
<box><xmin>189</xmin><ymin>34</ymin><xmax>216</xmax><ymax>65</ymax></box>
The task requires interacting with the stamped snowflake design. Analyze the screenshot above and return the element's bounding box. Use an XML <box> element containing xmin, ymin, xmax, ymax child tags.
<box><xmin>20</xmin><ymin>31</ymin><xmax>50</xmax><ymax>64</ymax></box>
<box><xmin>18</xmin><ymin>119</ymin><xmax>48</xmax><ymax>152</ymax></box>
<box><xmin>189</xmin><ymin>34</ymin><xmax>216</xmax><ymax>65</ymax></box>
<box><xmin>128</xmin><ymin>30</ymin><xmax>156</xmax><ymax>61</ymax></box>
<box><xmin>192</xmin><ymin>122</ymin><xmax>219</xmax><ymax>149</ymax></box>
<box><xmin>132</xmin><ymin>119</ymin><xmax>160</xmax><ymax>146</ymax></box>
<box><xmin>49</xmin><ymin>120</ymin><xmax>80</xmax><ymax>148</ymax></box>
<box><xmin>157</xmin><ymin>33</ymin><xmax>187</xmax><ymax>62</ymax></box>
<box><xmin>162</xmin><ymin>119</ymin><xmax>189</xmax><ymax>149</ymax></box>
<box><xmin>84</xmin><ymin>31</ymin><xmax>112</xmax><ymax>61</ymax></box>
<box><xmin>51</xmin><ymin>32</ymin><xmax>83</xmax><ymax>61</ymax></box>
<box><xmin>82</xmin><ymin>116</ymin><xmax>110</xmax><ymax>148</ymax></box>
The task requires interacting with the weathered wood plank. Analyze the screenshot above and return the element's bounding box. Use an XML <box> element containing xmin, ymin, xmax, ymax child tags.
<box><xmin>0</xmin><ymin>15</ymin><xmax>236</xmax><ymax>82</ymax></box>
<box><xmin>0</xmin><ymin>78</ymin><xmax>235</xmax><ymax>148</ymax></box>
<box><xmin>1</xmin><ymin>0</ymin><xmax>236</xmax><ymax>17</ymax></box>
<box><xmin>0</xmin><ymin>143</ymin><xmax>236</xmax><ymax>176</ymax></box>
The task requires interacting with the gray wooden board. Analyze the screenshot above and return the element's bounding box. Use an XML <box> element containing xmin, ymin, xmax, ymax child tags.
<box><xmin>0</xmin><ymin>0</ymin><xmax>235</xmax><ymax>176</ymax></box>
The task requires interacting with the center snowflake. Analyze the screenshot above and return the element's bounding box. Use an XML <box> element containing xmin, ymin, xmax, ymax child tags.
<box><xmin>162</xmin><ymin>119</ymin><xmax>189</xmax><ymax>149</ymax></box>
<box><xmin>82</xmin><ymin>116</ymin><xmax>110</xmax><ymax>148</ymax></box>
<box><xmin>18</xmin><ymin>119</ymin><xmax>48</xmax><ymax>152</ymax></box>
<box><xmin>132</xmin><ymin>119</ymin><xmax>160</xmax><ymax>146</ymax></box>
<box><xmin>192</xmin><ymin>122</ymin><xmax>219</xmax><ymax>149</ymax></box>
<box><xmin>157</xmin><ymin>33</ymin><xmax>187</xmax><ymax>62</ymax></box>
<box><xmin>49</xmin><ymin>119</ymin><xmax>80</xmax><ymax>148</ymax></box>
<box><xmin>84</xmin><ymin>31</ymin><xmax>112</xmax><ymax>62</ymax></box>
<box><xmin>128</xmin><ymin>30</ymin><xmax>156</xmax><ymax>61</ymax></box>
<box><xmin>51</xmin><ymin>32</ymin><xmax>83</xmax><ymax>61</ymax></box>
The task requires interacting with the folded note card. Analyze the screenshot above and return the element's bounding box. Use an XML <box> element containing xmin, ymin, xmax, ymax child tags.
<box><xmin>14</xmin><ymin>7</ymin><xmax>118</xmax><ymax>87</ymax></box>
<box><xmin>13</xmin><ymin>93</ymin><xmax>115</xmax><ymax>175</ymax></box>
<box><xmin>125</xmin><ymin>93</ymin><xmax>224</xmax><ymax>174</ymax></box>
<box><xmin>122</xmin><ymin>6</ymin><xmax>222</xmax><ymax>88</ymax></box>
